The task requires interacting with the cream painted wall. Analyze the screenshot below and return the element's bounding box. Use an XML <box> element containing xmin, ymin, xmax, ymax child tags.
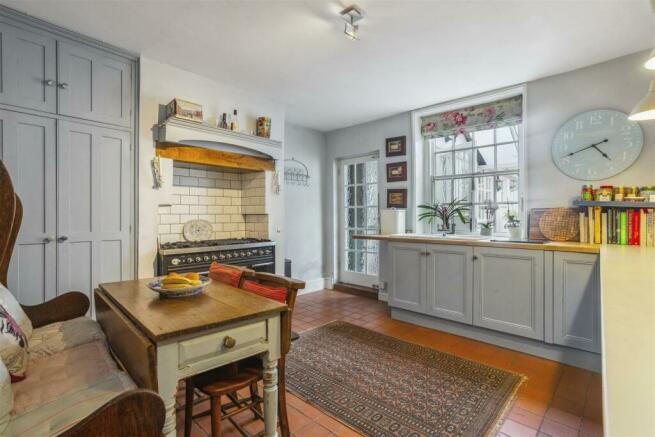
<box><xmin>283</xmin><ymin>123</ymin><xmax>327</xmax><ymax>291</ymax></box>
<box><xmin>138</xmin><ymin>56</ymin><xmax>286</xmax><ymax>277</ymax></box>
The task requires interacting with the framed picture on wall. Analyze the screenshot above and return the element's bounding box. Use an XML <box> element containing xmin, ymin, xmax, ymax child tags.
<box><xmin>385</xmin><ymin>136</ymin><xmax>406</xmax><ymax>157</ymax></box>
<box><xmin>386</xmin><ymin>161</ymin><xmax>407</xmax><ymax>182</ymax></box>
<box><xmin>387</xmin><ymin>189</ymin><xmax>408</xmax><ymax>208</ymax></box>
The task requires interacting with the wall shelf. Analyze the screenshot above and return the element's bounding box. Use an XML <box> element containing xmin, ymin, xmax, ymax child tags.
<box><xmin>572</xmin><ymin>200</ymin><xmax>655</xmax><ymax>208</ymax></box>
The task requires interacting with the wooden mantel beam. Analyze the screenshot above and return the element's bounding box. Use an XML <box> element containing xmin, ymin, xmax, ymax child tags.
<box><xmin>155</xmin><ymin>143</ymin><xmax>275</xmax><ymax>172</ymax></box>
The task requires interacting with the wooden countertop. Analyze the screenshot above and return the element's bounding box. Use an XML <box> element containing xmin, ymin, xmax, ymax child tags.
<box><xmin>353</xmin><ymin>234</ymin><xmax>600</xmax><ymax>254</ymax></box>
<box><xmin>97</xmin><ymin>279</ymin><xmax>287</xmax><ymax>342</ymax></box>
<box><xmin>600</xmin><ymin>246</ymin><xmax>655</xmax><ymax>436</ymax></box>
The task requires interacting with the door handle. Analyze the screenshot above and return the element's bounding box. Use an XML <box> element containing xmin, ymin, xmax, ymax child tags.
<box><xmin>58</xmin><ymin>82</ymin><xmax>68</xmax><ymax>89</ymax></box>
<box><xmin>43</xmin><ymin>236</ymin><xmax>54</xmax><ymax>243</ymax></box>
<box><xmin>472</xmin><ymin>255</ymin><xmax>478</xmax><ymax>261</ymax></box>
<box><xmin>43</xmin><ymin>79</ymin><xmax>54</xmax><ymax>86</ymax></box>
<box><xmin>57</xmin><ymin>235</ymin><xmax>69</xmax><ymax>242</ymax></box>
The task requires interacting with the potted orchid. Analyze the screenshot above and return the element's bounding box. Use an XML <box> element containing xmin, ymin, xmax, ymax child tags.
<box><xmin>479</xmin><ymin>200</ymin><xmax>498</xmax><ymax>236</ymax></box>
<box><xmin>505</xmin><ymin>207</ymin><xmax>521</xmax><ymax>239</ymax></box>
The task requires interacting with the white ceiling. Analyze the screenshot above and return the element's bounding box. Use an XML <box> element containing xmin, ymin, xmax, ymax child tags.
<box><xmin>3</xmin><ymin>0</ymin><xmax>652</xmax><ymax>132</ymax></box>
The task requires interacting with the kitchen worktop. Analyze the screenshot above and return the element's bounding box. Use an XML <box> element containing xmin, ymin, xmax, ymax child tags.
<box><xmin>353</xmin><ymin>233</ymin><xmax>600</xmax><ymax>253</ymax></box>
<box><xmin>600</xmin><ymin>245</ymin><xmax>655</xmax><ymax>436</ymax></box>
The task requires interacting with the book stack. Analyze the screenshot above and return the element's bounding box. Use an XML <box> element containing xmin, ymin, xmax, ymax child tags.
<box><xmin>579</xmin><ymin>206</ymin><xmax>655</xmax><ymax>246</ymax></box>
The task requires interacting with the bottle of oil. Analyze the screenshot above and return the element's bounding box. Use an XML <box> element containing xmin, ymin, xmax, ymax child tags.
<box><xmin>230</xmin><ymin>109</ymin><xmax>239</xmax><ymax>131</ymax></box>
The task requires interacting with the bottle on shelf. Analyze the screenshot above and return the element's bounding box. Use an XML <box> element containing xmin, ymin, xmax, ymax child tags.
<box><xmin>221</xmin><ymin>113</ymin><xmax>228</xmax><ymax>129</ymax></box>
<box><xmin>230</xmin><ymin>109</ymin><xmax>239</xmax><ymax>131</ymax></box>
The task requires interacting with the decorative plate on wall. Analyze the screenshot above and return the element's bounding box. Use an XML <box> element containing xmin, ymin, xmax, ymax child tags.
<box><xmin>551</xmin><ymin>109</ymin><xmax>643</xmax><ymax>180</ymax></box>
<box><xmin>183</xmin><ymin>219</ymin><xmax>213</xmax><ymax>241</ymax></box>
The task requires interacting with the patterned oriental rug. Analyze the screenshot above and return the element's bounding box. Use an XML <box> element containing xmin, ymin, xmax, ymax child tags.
<box><xmin>286</xmin><ymin>322</ymin><xmax>523</xmax><ymax>437</ymax></box>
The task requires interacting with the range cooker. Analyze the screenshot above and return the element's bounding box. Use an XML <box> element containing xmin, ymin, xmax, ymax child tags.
<box><xmin>157</xmin><ymin>238</ymin><xmax>275</xmax><ymax>276</ymax></box>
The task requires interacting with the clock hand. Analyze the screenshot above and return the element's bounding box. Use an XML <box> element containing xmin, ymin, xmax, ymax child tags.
<box><xmin>565</xmin><ymin>139</ymin><xmax>609</xmax><ymax>157</ymax></box>
<box><xmin>592</xmin><ymin>145</ymin><xmax>611</xmax><ymax>161</ymax></box>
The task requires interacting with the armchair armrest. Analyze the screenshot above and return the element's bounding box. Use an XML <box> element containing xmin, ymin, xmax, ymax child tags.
<box><xmin>59</xmin><ymin>389</ymin><xmax>165</xmax><ymax>437</ymax></box>
<box><xmin>21</xmin><ymin>292</ymin><xmax>90</xmax><ymax>328</ymax></box>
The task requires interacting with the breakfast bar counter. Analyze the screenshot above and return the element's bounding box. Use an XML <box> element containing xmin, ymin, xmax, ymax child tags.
<box><xmin>600</xmin><ymin>245</ymin><xmax>655</xmax><ymax>436</ymax></box>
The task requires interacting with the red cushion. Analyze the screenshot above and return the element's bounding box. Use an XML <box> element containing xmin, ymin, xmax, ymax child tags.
<box><xmin>208</xmin><ymin>262</ymin><xmax>242</xmax><ymax>287</ymax></box>
<box><xmin>241</xmin><ymin>280</ymin><xmax>287</xmax><ymax>303</ymax></box>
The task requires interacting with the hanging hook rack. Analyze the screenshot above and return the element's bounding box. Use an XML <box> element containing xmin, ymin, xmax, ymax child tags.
<box><xmin>283</xmin><ymin>157</ymin><xmax>310</xmax><ymax>186</ymax></box>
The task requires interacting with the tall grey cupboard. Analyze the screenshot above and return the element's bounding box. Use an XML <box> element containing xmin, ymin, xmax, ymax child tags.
<box><xmin>0</xmin><ymin>10</ymin><xmax>137</xmax><ymax>308</ymax></box>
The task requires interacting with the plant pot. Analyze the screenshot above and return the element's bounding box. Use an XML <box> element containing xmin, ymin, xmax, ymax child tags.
<box><xmin>508</xmin><ymin>227</ymin><xmax>522</xmax><ymax>239</ymax></box>
<box><xmin>480</xmin><ymin>228</ymin><xmax>492</xmax><ymax>236</ymax></box>
<box><xmin>437</xmin><ymin>224</ymin><xmax>456</xmax><ymax>234</ymax></box>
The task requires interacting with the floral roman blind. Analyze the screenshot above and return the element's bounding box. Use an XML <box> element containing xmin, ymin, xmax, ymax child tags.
<box><xmin>421</xmin><ymin>95</ymin><xmax>523</xmax><ymax>138</ymax></box>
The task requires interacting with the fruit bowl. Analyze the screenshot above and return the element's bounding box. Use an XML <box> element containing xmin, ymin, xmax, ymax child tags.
<box><xmin>148</xmin><ymin>275</ymin><xmax>211</xmax><ymax>298</ymax></box>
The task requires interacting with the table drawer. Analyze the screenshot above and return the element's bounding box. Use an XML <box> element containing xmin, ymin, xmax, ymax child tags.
<box><xmin>178</xmin><ymin>321</ymin><xmax>267</xmax><ymax>367</ymax></box>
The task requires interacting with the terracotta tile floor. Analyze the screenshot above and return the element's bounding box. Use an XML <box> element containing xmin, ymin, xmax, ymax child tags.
<box><xmin>178</xmin><ymin>290</ymin><xmax>603</xmax><ymax>437</ymax></box>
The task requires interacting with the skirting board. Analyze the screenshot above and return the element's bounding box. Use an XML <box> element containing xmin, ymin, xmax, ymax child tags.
<box><xmin>391</xmin><ymin>308</ymin><xmax>602</xmax><ymax>372</ymax></box>
<box><xmin>298</xmin><ymin>277</ymin><xmax>331</xmax><ymax>295</ymax></box>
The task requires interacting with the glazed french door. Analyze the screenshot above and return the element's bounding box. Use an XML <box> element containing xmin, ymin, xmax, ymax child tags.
<box><xmin>338</xmin><ymin>154</ymin><xmax>379</xmax><ymax>287</ymax></box>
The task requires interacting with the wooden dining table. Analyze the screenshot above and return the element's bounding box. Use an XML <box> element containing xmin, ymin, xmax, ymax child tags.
<box><xmin>95</xmin><ymin>278</ymin><xmax>288</xmax><ymax>437</ymax></box>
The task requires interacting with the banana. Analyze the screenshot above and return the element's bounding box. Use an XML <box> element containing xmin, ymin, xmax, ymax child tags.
<box><xmin>161</xmin><ymin>276</ymin><xmax>192</xmax><ymax>285</ymax></box>
<box><xmin>161</xmin><ymin>283</ymin><xmax>192</xmax><ymax>290</ymax></box>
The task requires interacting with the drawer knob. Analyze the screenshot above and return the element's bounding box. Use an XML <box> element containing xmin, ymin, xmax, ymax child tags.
<box><xmin>223</xmin><ymin>336</ymin><xmax>236</xmax><ymax>349</ymax></box>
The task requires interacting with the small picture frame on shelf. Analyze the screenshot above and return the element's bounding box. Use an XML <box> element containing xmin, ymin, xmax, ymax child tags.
<box><xmin>387</xmin><ymin>189</ymin><xmax>407</xmax><ymax>208</ymax></box>
<box><xmin>385</xmin><ymin>136</ymin><xmax>406</xmax><ymax>157</ymax></box>
<box><xmin>386</xmin><ymin>161</ymin><xmax>407</xmax><ymax>182</ymax></box>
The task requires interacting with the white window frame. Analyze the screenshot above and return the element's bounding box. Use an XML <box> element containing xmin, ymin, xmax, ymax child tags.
<box><xmin>411</xmin><ymin>84</ymin><xmax>528</xmax><ymax>236</ymax></box>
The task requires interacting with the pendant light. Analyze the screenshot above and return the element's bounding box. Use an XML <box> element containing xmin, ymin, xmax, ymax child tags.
<box><xmin>629</xmin><ymin>80</ymin><xmax>655</xmax><ymax>121</ymax></box>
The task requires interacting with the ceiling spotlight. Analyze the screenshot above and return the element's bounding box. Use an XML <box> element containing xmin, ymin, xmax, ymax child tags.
<box><xmin>340</xmin><ymin>5</ymin><xmax>365</xmax><ymax>40</ymax></box>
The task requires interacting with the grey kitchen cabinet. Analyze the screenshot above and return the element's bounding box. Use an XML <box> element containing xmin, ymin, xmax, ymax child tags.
<box><xmin>57</xmin><ymin>41</ymin><xmax>132</xmax><ymax>127</ymax></box>
<box><xmin>425</xmin><ymin>244</ymin><xmax>473</xmax><ymax>324</ymax></box>
<box><xmin>553</xmin><ymin>252</ymin><xmax>601</xmax><ymax>353</ymax></box>
<box><xmin>57</xmin><ymin>121</ymin><xmax>132</xmax><ymax>309</ymax></box>
<box><xmin>388</xmin><ymin>242</ymin><xmax>425</xmax><ymax>312</ymax></box>
<box><xmin>0</xmin><ymin>21</ymin><xmax>57</xmax><ymax>113</ymax></box>
<box><xmin>0</xmin><ymin>109</ymin><xmax>57</xmax><ymax>304</ymax></box>
<box><xmin>473</xmin><ymin>247</ymin><xmax>545</xmax><ymax>340</ymax></box>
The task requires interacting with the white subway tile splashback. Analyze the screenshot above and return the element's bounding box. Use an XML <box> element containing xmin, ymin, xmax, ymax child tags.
<box><xmin>160</xmin><ymin>163</ymin><xmax>269</xmax><ymax>241</ymax></box>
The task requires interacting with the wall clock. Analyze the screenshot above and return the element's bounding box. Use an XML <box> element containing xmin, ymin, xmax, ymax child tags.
<box><xmin>551</xmin><ymin>109</ymin><xmax>644</xmax><ymax>181</ymax></box>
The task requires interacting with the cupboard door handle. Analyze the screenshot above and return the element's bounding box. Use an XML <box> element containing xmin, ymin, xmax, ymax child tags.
<box><xmin>44</xmin><ymin>79</ymin><xmax>54</xmax><ymax>86</ymax></box>
<box><xmin>223</xmin><ymin>336</ymin><xmax>236</xmax><ymax>349</ymax></box>
<box><xmin>43</xmin><ymin>236</ymin><xmax>54</xmax><ymax>243</ymax></box>
<box><xmin>472</xmin><ymin>255</ymin><xmax>478</xmax><ymax>261</ymax></box>
<box><xmin>57</xmin><ymin>235</ymin><xmax>69</xmax><ymax>242</ymax></box>
<box><xmin>58</xmin><ymin>82</ymin><xmax>68</xmax><ymax>89</ymax></box>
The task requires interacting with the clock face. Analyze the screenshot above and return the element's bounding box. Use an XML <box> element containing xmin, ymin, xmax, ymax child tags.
<box><xmin>551</xmin><ymin>109</ymin><xmax>643</xmax><ymax>181</ymax></box>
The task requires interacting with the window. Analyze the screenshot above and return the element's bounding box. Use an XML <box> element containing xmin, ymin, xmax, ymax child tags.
<box><xmin>420</xmin><ymin>93</ymin><xmax>523</xmax><ymax>233</ymax></box>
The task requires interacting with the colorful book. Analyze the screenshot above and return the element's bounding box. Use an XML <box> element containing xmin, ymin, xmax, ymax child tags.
<box><xmin>640</xmin><ymin>209</ymin><xmax>647</xmax><ymax>247</ymax></box>
<box><xmin>620</xmin><ymin>211</ymin><xmax>628</xmax><ymax>245</ymax></box>
<box><xmin>588</xmin><ymin>206</ymin><xmax>595</xmax><ymax>244</ymax></box>
<box><xmin>601</xmin><ymin>212</ymin><xmax>608</xmax><ymax>245</ymax></box>
<box><xmin>608</xmin><ymin>209</ymin><xmax>614</xmax><ymax>244</ymax></box>
<box><xmin>594</xmin><ymin>206</ymin><xmax>602</xmax><ymax>244</ymax></box>
<box><xmin>633</xmin><ymin>209</ymin><xmax>641</xmax><ymax>246</ymax></box>
<box><xmin>648</xmin><ymin>209</ymin><xmax>654</xmax><ymax>247</ymax></box>
<box><xmin>579</xmin><ymin>212</ymin><xmax>587</xmax><ymax>243</ymax></box>
<box><xmin>615</xmin><ymin>209</ymin><xmax>621</xmax><ymax>245</ymax></box>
